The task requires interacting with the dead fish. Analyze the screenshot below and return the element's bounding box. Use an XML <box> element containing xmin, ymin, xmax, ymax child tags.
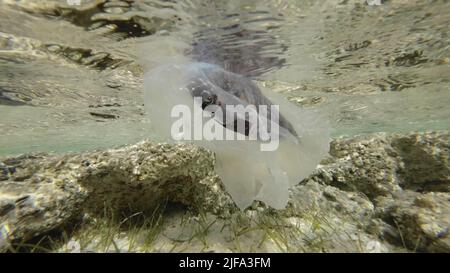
<box><xmin>185</xmin><ymin>62</ymin><xmax>297</xmax><ymax>138</ymax></box>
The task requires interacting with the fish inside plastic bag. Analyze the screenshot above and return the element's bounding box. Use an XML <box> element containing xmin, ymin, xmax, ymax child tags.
<box><xmin>144</xmin><ymin>62</ymin><xmax>329</xmax><ymax>209</ymax></box>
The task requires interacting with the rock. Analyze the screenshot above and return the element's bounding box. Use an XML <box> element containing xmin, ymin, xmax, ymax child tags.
<box><xmin>325</xmin><ymin>132</ymin><xmax>449</xmax><ymax>199</ymax></box>
<box><xmin>0</xmin><ymin>141</ymin><xmax>229</xmax><ymax>251</ymax></box>
<box><xmin>0</xmin><ymin>132</ymin><xmax>448</xmax><ymax>252</ymax></box>
<box><xmin>375</xmin><ymin>192</ymin><xmax>450</xmax><ymax>252</ymax></box>
<box><xmin>391</xmin><ymin>133</ymin><xmax>449</xmax><ymax>192</ymax></box>
<box><xmin>314</xmin><ymin>131</ymin><xmax>449</xmax><ymax>252</ymax></box>
<box><xmin>0</xmin><ymin>165</ymin><xmax>87</xmax><ymax>251</ymax></box>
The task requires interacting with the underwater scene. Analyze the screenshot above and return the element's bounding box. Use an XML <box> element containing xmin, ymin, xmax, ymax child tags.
<box><xmin>0</xmin><ymin>0</ymin><xmax>449</xmax><ymax>253</ymax></box>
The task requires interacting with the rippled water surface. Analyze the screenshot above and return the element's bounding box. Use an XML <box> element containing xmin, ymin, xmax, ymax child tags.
<box><xmin>0</xmin><ymin>0</ymin><xmax>449</xmax><ymax>155</ymax></box>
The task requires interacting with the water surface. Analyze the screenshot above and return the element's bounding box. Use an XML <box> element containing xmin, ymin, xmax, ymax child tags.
<box><xmin>0</xmin><ymin>0</ymin><xmax>449</xmax><ymax>155</ymax></box>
